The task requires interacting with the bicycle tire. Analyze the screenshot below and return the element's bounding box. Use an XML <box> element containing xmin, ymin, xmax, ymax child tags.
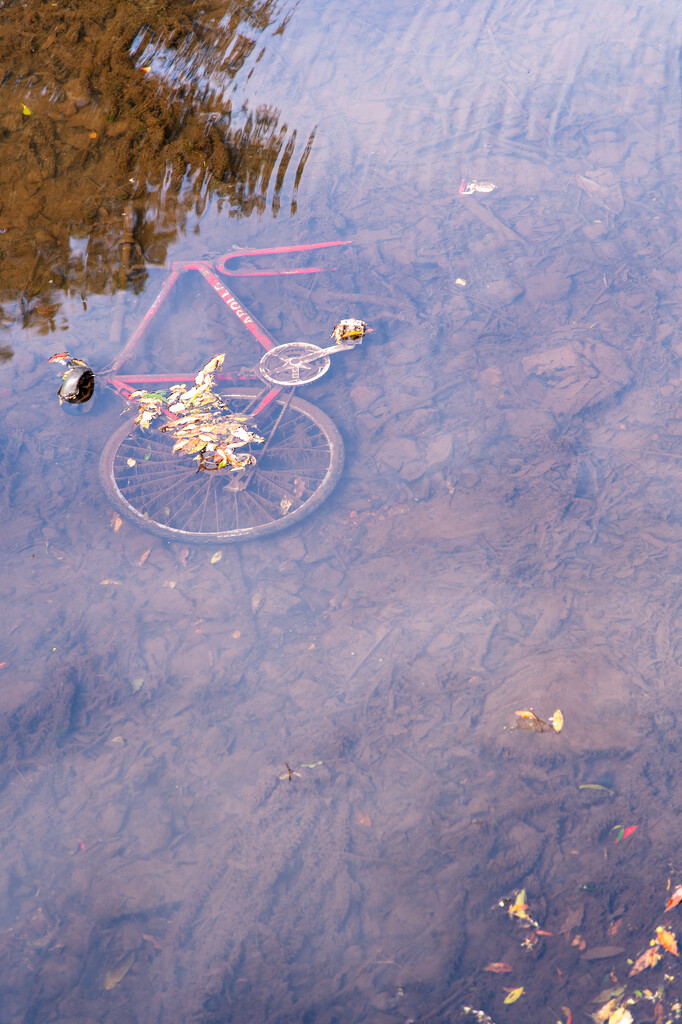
<box><xmin>99</xmin><ymin>390</ymin><xmax>344</xmax><ymax>543</ymax></box>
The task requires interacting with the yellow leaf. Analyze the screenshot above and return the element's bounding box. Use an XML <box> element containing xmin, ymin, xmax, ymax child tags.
<box><xmin>89</xmin><ymin>131</ymin><xmax>97</xmax><ymax>138</ymax></box>
<box><xmin>104</xmin><ymin>951</ymin><xmax>134</xmax><ymax>990</ymax></box>
<box><xmin>550</xmin><ymin>709</ymin><xmax>564</xmax><ymax>732</ymax></box>
<box><xmin>503</xmin><ymin>986</ymin><xmax>524</xmax><ymax>1004</ymax></box>
<box><xmin>22</xmin><ymin>103</ymin><xmax>33</xmax><ymax>116</ymax></box>
<box><xmin>607</xmin><ymin>1009</ymin><xmax>633</xmax><ymax>1024</ymax></box>
<box><xmin>111</xmin><ymin>514</ymin><xmax>123</xmax><ymax>532</ymax></box>
<box><xmin>509</xmin><ymin>889</ymin><xmax>530</xmax><ymax>920</ymax></box>
<box><xmin>594</xmin><ymin>998</ymin><xmax>619</xmax><ymax>1023</ymax></box>
<box><xmin>100</xmin><ymin>578</ymin><xmax>122</xmax><ymax>585</ymax></box>
<box><xmin>210</xmin><ymin>551</ymin><xmax>222</xmax><ymax>564</ymax></box>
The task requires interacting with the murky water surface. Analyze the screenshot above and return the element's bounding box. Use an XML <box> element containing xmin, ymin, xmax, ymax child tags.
<box><xmin>2</xmin><ymin>0</ymin><xmax>682</xmax><ymax>1020</ymax></box>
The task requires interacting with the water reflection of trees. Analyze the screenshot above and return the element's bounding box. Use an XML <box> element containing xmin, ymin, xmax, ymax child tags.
<box><xmin>0</xmin><ymin>0</ymin><xmax>314</xmax><ymax>313</ymax></box>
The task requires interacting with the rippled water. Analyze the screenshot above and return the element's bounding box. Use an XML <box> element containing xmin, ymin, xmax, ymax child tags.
<box><xmin>2</xmin><ymin>0</ymin><xmax>682</xmax><ymax>1020</ymax></box>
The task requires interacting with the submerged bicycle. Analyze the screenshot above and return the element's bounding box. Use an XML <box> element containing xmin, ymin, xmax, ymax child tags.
<box><xmin>50</xmin><ymin>242</ymin><xmax>368</xmax><ymax>544</ymax></box>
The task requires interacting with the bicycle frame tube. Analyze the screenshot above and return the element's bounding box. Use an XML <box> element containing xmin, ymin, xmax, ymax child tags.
<box><xmin>215</xmin><ymin>240</ymin><xmax>351</xmax><ymax>277</ymax></box>
<box><xmin>107</xmin><ymin>241</ymin><xmax>351</xmax><ymax>373</ymax></box>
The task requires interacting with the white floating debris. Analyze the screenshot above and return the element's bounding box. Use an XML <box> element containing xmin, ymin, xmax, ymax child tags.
<box><xmin>459</xmin><ymin>178</ymin><xmax>497</xmax><ymax>195</ymax></box>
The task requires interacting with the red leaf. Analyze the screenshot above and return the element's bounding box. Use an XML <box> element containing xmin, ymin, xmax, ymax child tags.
<box><xmin>665</xmin><ymin>885</ymin><xmax>682</xmax><ymax>912</ymax></box>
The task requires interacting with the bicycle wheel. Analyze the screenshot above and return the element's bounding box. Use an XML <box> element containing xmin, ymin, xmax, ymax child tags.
<box><xmin>99</xmin><ymin>390</ymin><xmax>344</xmax><ymax>543</ymax></box>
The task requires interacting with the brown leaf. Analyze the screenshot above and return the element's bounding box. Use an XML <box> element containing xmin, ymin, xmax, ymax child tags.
<box><xmin>104</xmin><ymin>952</ymin><xmax>134</xmax><ymax>990</ymax></box>
<box><xmin>628</xmin><ymin>944</ymin><xmax>661</xmax><ymax>976</ymax></box>
<box><xmin>559</xmin><ymin>905</ymin><xmax>584</xmax><ymax>935</ymax></box>
<box><xmin>355</xmin><ymin>811</ymin><xmax>372</xmax><ymax>827</ymax></box>
<box><xmin>482</xmin><ymin>961</ymin><xmax>512</xmax><ymax>973</ymax></box>
<box><xmin>581</xmin><ymin>945</ymin><xmax>624</xmax><ymax>961</ymax></box>
<box><xmin>138</xmin><ymin>548</ymin><xmax>151</xmax><ymax>566</ymax></box>
<box><xmin>111</xmin><ymin>513</ymin><xmax>123</xmax><ymax>532</ymax></box>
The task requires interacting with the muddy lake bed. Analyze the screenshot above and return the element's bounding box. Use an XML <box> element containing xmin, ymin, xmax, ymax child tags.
<box><xmin>2</xmin><ymin>0</ymin><xmax>682</xmax><ymax>1021</ymax></box>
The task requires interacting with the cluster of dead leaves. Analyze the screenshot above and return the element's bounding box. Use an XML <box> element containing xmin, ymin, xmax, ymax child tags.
<box><xmin>590</xmin><ymin>882</ymin><xmax>682</xmax><ymax>1024</ymax></box>
<box><xmin>129</xmin><ymin>354</ymin><xmax>264</xmax><ymax>471</ymax></box>
<box><xmin>627</xmin><ymin>885</ymin><xmax>682</xmax><ymax>978</ymax></box>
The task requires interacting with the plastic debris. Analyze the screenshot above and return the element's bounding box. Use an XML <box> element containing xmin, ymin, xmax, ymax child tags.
<box><xmin>459</xmin><ymin>178</ymin><xmax>497</xmax><ymax>195</ymax></box>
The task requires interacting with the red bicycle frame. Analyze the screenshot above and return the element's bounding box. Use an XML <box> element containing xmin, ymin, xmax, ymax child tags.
<box><xmin>104</xmin><ymin>240</ymin><xmax>351</xmax><ymax>416</ymax></box>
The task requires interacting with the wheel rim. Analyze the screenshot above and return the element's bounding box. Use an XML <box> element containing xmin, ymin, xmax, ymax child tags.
<box><xmin>104</xmin><ymin>392</ymin><xmax>343</xmax><ymax>540</ymax></box>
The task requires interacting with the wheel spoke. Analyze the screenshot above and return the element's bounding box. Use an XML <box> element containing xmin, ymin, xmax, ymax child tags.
<box><xmin>101</xmin><ymin>390</ymin><xmax>344</xmax><ymax>542</ymax></box>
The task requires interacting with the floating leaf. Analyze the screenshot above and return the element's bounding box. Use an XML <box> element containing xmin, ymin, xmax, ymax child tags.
<box><xmin>503</xmin><ymin>986</ymin><xmax>524</xmax><ymax>1004</ymax></box>
<box><xmin>655</xmin><ymin>926</ymin><xmax>678</xmax><ymax>956</ymax></box>
<box><xmin>665</xmin><ymin>885</ymin><xmax>682</xmax><ymax>912</ymax></box>
<box><xmin>111</xmin><ymin>513</ymin><xmax>123</xmax><ymax>532</ymax></box>
<box><xmin>138</xmin><ymin>548</ymin><xmax>151</xmax><ymax>566</ymax></box>
<box><xmin>628</xmin><ymin>944</ymin><xmax>662</xmax><ymax>976</ymax></box>
<box><xmin>483</xmin><ymin>962</ymin><xmax>512</xmax><ymax>973</ymax></box>
<box><xmin>210</xmin><ymin>551</ymin><xmax>222</xmax><ymax>564</ymax></box>
<box><xmin>579</xmin><ymin>783</ymin><xmax>614</xmax><ymax>794</ymax></box>
<box><xmin>355</xmin><ymin>811</ymin><xmax>372</xmax><ymax>827</ymax></box>
<box><xmin>22</xmin><ymin>103</ymin><xmax>33</xmax><ymax>116</ymax></box>
<box><xmin>549</xmin><ymin>709</ymin><xmax>564</xmax><ymax>732</ymax></box>
<box><xmin>104</xmin><ymin>951</ymin><xmax>134</xmax><ymax>990</ymax></box>
<box><xmin>100</xmin><ymin>578</ymin><xmax>122</xmax><ymax>585</ymax></box>
<box><xmin>514</xmin><ymin>709</ymin><xmax>542</xmax><ymax>721</ymax></box>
